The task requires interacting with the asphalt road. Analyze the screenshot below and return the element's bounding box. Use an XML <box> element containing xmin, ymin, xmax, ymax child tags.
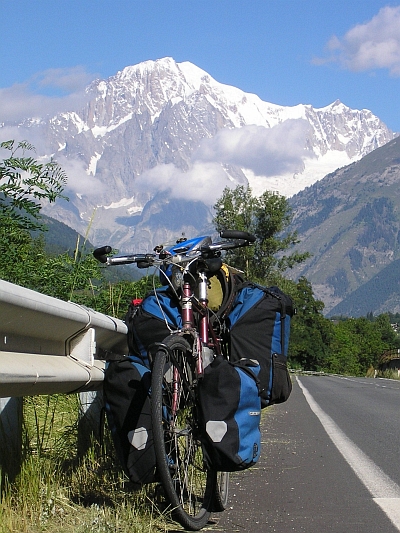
<box><xmin>212</xmin><ymin>375</ymin><xmax>400</xmax><ymax>533</ymax></box>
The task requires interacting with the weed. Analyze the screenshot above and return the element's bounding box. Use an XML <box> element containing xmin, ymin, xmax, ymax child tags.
<box><xmin>375</xmin><ymin>369</ymin><xmax>400</xmax><ymax>380</ymax></box>
<box><xmin>0</xmin><ymin>394</ymin><xmax>168</xmax><ymax>533</ymax></box>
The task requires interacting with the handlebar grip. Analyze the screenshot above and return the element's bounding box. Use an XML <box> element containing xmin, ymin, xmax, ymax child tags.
<box><xmin>220</xmin><ymin>230</ymin><xmax>256</xmax><ymax>243</ymax></box>
<box><xmin>93</xmin><ymin>245</ymin><xmax>112</xmax><ymax>263</ymax></box>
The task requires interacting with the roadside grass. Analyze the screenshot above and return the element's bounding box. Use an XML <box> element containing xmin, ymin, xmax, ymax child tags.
<box><xmin>0</xmin><ymin>394</ymin><xmax>170</xmax><ymax>533</ymax></box>
<box><xmin>375</xmin><ymin>369</ymin><xmax>400</xmax><ymax>380</ymax></box>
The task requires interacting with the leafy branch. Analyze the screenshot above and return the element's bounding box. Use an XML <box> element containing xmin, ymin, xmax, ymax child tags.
<box><xmin>0</xmin><ymin>140</ymin><xmax>68</xmax><ymax>230</ymax></box>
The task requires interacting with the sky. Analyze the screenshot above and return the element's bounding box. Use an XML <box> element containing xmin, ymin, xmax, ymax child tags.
<box><xmin>1</xmin><ymin>0</ymin><xmax>400</xmax><ymax>132</ymax></box>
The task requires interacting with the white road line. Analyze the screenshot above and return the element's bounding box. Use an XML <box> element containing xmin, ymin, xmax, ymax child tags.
<box><xmin>297</xmin><ymin>377</ymin><xmax>400</xmax><ymax>531</ymax></box>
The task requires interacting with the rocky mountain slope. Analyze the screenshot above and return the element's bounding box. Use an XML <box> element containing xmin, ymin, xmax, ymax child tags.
<box><xmin>2</xmin><ymin>57</ymin><xmax>394</xmax><ymax>253</ymax></box>
<box><xmin>289</xmin><ymin>135</ymin><xmax>400</xmax><ymax>315</ymax></box>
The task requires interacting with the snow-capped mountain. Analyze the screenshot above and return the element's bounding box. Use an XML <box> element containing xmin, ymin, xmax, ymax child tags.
<box><xmin>2</xmin><ymin>57</ymin><xmax>395</xmax><ymax>251</ymax></box>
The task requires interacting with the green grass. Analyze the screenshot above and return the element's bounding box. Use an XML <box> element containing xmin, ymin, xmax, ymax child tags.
<box><xmin>0</xmin><ymin>395</ymin><xmax>171</xmax><ymax>533</ymax></box>
<box><xmin>375</xmin><ymin>369</ymin><xmax>400</xmax><ymax>380</ymax></box>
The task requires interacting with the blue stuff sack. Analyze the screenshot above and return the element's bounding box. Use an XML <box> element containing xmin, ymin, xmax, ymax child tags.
<box><xmin>227</xmin><ymin>283</ymin><xmax>294</xmax><ymax>408</ymax></box>
<box><xmin>198</xmin><ymin>356</ymin><xmax>262</xmax><ymax>472</ymax></box>
<box><xmin>125</xmin><ymin>286</ymin><xmax>182</xmax><ymax>365</ymax></box>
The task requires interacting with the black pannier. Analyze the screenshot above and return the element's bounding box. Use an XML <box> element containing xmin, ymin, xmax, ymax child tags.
<box><xmin>226</xmin><ymin>282</ymin><xmax>294</xmax><ymax>408</ymax></box>
<box><xmin>103</xmin><ymin>356</ymin><xmax>156</xmax><ymax>487</ymax></box>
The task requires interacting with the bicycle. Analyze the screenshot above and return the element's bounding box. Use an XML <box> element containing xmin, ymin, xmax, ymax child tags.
<box><xmin>93</xmin><ymin>230</ymin><xmax>255</xmax><ymax>531</ymax></box>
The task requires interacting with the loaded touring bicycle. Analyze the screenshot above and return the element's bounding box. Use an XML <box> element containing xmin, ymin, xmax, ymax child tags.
<box><xmin>94</xmin><ymin>230</ymin><xmax>293</xmax><ymax>531</ymax></box>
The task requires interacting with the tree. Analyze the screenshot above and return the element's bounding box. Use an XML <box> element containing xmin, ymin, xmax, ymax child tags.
<box><xmin>213</xmin><ymin>185</ymin><xmax>309</xmax><ymax>282</ymax></box>
<box><xmin>286</xmin><ymin>276</ymin><xmax>333</xmax><ymax>371</ymax></box>
<box><xmin>326</xmin><ymin>321</ymin><xmax>362</xmax><ymax>376</ymax></box>
<box><xmin>88</xmin><ymin>276</ymin><xmax>160</xmax><ymax>319</ymax></box>
<box><xmin>0</xmin><ymin>140</ymin><xmax>67</xmax><ymax>231</ymax></box>
<box><xmin>0</xmin><ymin>228</ymin><xmax>103</xmax><ymax>302</ymax></box>
<box><xmin>326</xmin><ymin>314</ymin><xmax>398</xmax><ymax>376</ymax></box>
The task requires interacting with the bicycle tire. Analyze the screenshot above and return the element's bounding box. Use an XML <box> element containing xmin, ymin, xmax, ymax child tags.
<box><xmin>213</xmin><ymin>471</ymin><xmax>230</xmax><ymax>511</ymax></box>
<box><xmin>151</xmin><ymin>335</ymin><xmax>216</xmax><ymax>531</ymax></box>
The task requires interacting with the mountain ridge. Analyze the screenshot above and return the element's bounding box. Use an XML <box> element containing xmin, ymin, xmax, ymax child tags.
<box><xmin>289</xmin><ymin>135</ymin><xmax>400</xmax><ymax>314</ymax></box>
<box><xmin>1</xmin><ymin>57</ymin><xmax>395</xmax><ymax>255</ymax></box>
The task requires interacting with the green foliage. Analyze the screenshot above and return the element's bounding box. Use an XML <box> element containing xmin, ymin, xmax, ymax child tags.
<box><xmin>323</xmin><ymin>313</ymin><xmax>399</xmax><ymax>376</ymax></box>
<box><xmin>0</xmin><ymin>223</ymin><xmax>103</xmax><ymax>302</ymax></box>
<box><xmin>0</xmin><ymin>140</ymin><xmax>106</xmax><ymax>303</ymax></box>
<box><xmin>88</xmin><ymin>276</ymin><xmax>160</xmax><ymax>319</ymax></box>
<box><xmin>285</xmin><ymin>277</ymin><xmax>334</xmax><ymax>371</ymax></box>
<box><xmin>0</xmin><ymin>140</ymin><xmax>68</xmax><ymax>231</ymax></box>
<box><xmin>213</xmin><ymin>185</ymin><xmax>310</xmax><ymax>282</ymax></box>
<box><xmin>0</xmin><ymin>395</ymin><xmax>169</xmax><ymax>533</ymax></box>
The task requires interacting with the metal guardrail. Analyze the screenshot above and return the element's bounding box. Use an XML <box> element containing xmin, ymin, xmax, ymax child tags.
<box><xmin>0</xmin><ymin>279</ymin><xmax>128</xmax><ymax>397</ymax></box>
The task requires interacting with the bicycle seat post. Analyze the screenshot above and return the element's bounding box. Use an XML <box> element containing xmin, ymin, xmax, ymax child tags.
<box><xmin>181</xmin><ymin>280</ymin><xmax>193</xmax><ymax>329</ymax></box>
<box><xmin>198</xmin><ymin>271</ymin><xmax>209</xmax><ymax>343</ymax></box>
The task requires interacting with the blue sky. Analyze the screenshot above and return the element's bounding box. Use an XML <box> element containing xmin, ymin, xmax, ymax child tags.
<box><xmin>1</xmin><ymin>0</ymin><xmax>400</xmax><ymax>131</ymax></box>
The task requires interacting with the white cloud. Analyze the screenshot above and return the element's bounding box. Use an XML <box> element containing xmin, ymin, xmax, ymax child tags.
<box><xmin>0</xmin><ymin>66</ymin><xmax>94</xmax><ymax>122</ymax></box>
<box><xmin>56</xmin><ymin>157</ymin><xmax>106</xmax><ymax>197</ymax></box>
<box><xmin>32</xmin><ymin>66</ymin><xmax>95</xmax><ymax>93</ymax></box>
<box><xmin>316</xmin><ymin>6</ymin><xmax>400</xmax><ymax>76</ymax></box>
<box><xmin>135</xmin><ymin>119</ymin><xmax>311</xmax><ymax>205</ymax></box>
<box><xmin>135</xmin><ymin>161</ymin><xmax>236</xmax><ymax>205</ymax></box>
<box><xmin>194</xmin><ymin>120</ymin><xmax>310</xmax><ymax>177</ymax></box>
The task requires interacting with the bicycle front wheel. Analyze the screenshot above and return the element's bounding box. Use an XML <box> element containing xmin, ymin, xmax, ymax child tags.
<box><xmin>151</xmin><ymin>335</ymin><xmax>216</xmax><ymax>531</ymax></box>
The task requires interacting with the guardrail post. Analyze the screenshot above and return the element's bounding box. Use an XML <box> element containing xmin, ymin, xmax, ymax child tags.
<box><xmin>0</xmin><ymin>397</ymin><xmax>23</xmax><ymax>481</ymax></box>
<box><xmin>78</xmin><ymin>390</ymin><xmax>104</xmax><ymax>456</ymax></box>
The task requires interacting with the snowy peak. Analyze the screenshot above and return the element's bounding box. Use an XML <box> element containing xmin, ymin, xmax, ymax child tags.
<box><xmin>2</xmin><ymin>57</ymin><xmax>395</xmax><ymax>251</ymax></box>
<box><xmin>82</xmin><ymin>57</ymin><xmax>391</xmax><ymax>153</ymax></box>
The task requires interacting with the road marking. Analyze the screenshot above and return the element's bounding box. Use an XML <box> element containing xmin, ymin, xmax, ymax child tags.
<box><xmin>335</xmin><ymin>375</ymin><xmax>400</xmax><ymax>390</ymax></box>
<box><xmin>297</xmin><ymin>377</ymin><xmax>400</xmax><ymax>531</ymax></box>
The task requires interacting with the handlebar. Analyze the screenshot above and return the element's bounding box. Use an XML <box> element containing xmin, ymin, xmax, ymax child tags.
<box><xmin>93</xmin><ymin>230</ymin><xmax>256</xmax><ymax>267</ymax></box>
<box><xmin>220</xmin><ymin>230</ymin><xmax>256</xmax><ymax>243</ymax></box>
<box><xmin>93</xmin><ymin>245</ymin><xmax>112</xmax><ymax>263</ymax></box>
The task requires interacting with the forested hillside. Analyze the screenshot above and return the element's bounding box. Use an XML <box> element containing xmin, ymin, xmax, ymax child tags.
<box><xmin>289</xmin><ymin>135</ymin><xmax>400</xmax><ymax>315</ymax></box>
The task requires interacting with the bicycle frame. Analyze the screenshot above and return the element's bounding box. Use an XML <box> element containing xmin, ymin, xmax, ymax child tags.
<box><xmin>182</xmin><ymin>268</ymin><xmax>224</xmax><ymax>377</ymax></box>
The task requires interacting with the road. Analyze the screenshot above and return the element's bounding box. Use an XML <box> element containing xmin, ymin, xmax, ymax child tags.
<box><xmin>212</xmin><ymin>375</ymin><xmax>400</xmax><ymax>533</ymax></box>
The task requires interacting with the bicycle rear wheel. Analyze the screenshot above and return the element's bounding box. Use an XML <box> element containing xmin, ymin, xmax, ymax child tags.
<box><xmin>151</xmin><ymin>335</ymin><xmax>216</xmax><ymax>531</ymax></box>
<box><xmin>213</xmin><ymin>471</ymin><xmax>230</xmax><ymax>511</ymax></box>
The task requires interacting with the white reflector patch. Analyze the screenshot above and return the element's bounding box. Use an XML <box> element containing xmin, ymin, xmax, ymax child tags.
<box><xmin>206</xmin><ymin>420</ymin><xmax>227</xmax><ymax>442</ymax></box>
<box><xmin>128</xmin><ymin>427</ymin><xmax>148</xmax><ymax>450</ymax></box>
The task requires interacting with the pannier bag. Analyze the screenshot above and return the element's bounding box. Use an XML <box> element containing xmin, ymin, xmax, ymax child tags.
<box><xmin>125</xmin><ymin>286</ymin><xmax>182</xmax><ymax>364</ymax></box>
<box><xmin>103</xmin><ymin>355</ymin><xmax>157</xmax><ymax>487</ymax></box>
<box><xmin>227</xmin><ymin>282</ymin><xmax>294</xmax><ymax>408</ymax></box>
<box><xmin>198</xmin><ymin>356</ymin><xmax>262</xmax><ymax>472</ymax></box>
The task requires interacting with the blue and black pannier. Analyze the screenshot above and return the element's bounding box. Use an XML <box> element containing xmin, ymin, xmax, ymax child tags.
<box><xmin>226</xmin><ymin>282</ymin><xmax>294</xmax><ymax>408</ymax></box>
<box><xmin>103</xmin><ymin>355</ymin><xmax>157</xmax><ymax>487</ymax></box>
<box><xmin>198</xmin><ymin>356</ymin><xmax>262</xmax><ymax>472</ymax></box>
<box><xmin>103</xmin><ymin>286</ymin><xmax>183</xmax><ymax>486</ymax></box>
